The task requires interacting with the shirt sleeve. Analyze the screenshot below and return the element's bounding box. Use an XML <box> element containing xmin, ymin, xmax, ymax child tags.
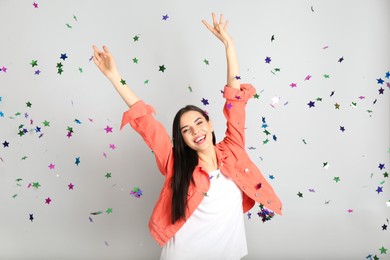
<box><xmin>222</xmin><ymin>83</ymin><xmax>256</xmax><ymax>149</ymax></box>
<box><xmin>120</xmin><ymin>100</ymin><xmax>173</xmax><ymax>176</ymax></box>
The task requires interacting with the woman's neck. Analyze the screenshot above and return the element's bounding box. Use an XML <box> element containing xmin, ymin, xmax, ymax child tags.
<box><xmin>198</xmin><ymin>146</ymin><xmax>218</xmax><ymax>172</ymax></box>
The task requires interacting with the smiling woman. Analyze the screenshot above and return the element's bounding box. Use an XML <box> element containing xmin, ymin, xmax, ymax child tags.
<box><xmin>93</xmin><ymin>12</ymin><xmax>282</xmax><ymax>260</ymax></box>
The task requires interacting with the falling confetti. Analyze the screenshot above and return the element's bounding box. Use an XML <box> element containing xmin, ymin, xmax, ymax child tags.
<box><xmin>130</xmin><ymin>187</ymin><xmax>143</xmax><ymax>198</ymax></box>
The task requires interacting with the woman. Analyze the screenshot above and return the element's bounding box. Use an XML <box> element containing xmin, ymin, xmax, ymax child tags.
<box><xmin>93</xmin><ymin>13</ymin><xmax>282</xmax><ymax>260</ymax></box>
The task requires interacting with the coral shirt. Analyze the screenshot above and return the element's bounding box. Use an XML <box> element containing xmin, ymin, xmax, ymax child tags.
<box><xmin>120</xmin><ymin>84</ymin><xmax>282</xmax><ymax>247</ymax></box>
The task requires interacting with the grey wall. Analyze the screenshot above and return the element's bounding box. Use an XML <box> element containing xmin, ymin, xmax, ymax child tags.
<box><xmin>0</xmin><ymin>0</ymin><xmax>389</xmax><ymax>259</ymax></box>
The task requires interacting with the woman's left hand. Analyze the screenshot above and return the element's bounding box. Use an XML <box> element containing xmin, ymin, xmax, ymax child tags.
<box><xmin>202</xmin><ymin>13</ymin><xmax>234</xmax><ymax>47</ymax></box>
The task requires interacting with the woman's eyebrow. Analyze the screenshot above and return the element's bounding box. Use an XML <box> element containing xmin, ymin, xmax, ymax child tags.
<box><xmin>180</xmin><ymin>117</ymin><xmax>203</xmax><ymax>130</ymax></box>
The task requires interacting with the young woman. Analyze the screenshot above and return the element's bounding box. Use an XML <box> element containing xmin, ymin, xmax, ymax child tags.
<box><xmin>93</xmin><ymin>13</ymin><xmax>282</xmax><ymax>260</ymax></box>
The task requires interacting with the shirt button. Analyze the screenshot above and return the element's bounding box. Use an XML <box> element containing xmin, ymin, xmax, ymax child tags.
<box><xmin>267</xmin><ymin>200</ymin><xmax>272</xmax><ymax>204</ymax></box>
<box><xmin>255</xmin><ymin>193</ymin><xmax>258</xmax><ymax>197</ymax></box>
<box><xmin>244</xmin><ymin>168</ymin><xmax>249</xmax><ymax>173</ymax></box>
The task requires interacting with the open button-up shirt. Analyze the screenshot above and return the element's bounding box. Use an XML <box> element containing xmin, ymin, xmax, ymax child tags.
<box><xmin>120</xmin><ymin>83</ymin><xmax>282</xmax><ymax>247</ymax></box>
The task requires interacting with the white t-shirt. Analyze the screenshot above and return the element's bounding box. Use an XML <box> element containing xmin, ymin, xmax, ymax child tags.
<box><xmin>160</xmin><ymin>169</ymin><xmax>247</xmax><ymax>260</ymax></box>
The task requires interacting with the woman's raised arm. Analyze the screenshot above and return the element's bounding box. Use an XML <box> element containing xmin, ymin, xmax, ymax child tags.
<box><xmin>92</xmin><ymin>45</ymin><xmax>140</xmax><ymax>107</ymax></box>
<box><xmin>202</xmin><ymin>13</ymin><xmax>240</xmax><ymax>90</ymax></box>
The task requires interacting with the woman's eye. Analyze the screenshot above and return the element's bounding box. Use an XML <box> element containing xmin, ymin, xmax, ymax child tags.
<box><xmin>197</xmin><ymin>121</ymin><xmax>203</xmax><ymax>125</ymax></box>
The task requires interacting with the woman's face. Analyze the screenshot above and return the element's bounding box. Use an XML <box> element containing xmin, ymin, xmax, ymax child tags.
<box><xmin>179</xmin><ymin>110</ymin><xmax>214</xmax><ymax>152</ymax></box>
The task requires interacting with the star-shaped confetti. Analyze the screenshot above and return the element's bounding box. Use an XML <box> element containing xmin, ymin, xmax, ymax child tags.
<box><xmin>307</xmin><ymin>101</ymin><xmax>315</xmax><ymax>108</ymax></box>
<box><xmin>290</xmin><ymin>83</ymin><xmax>297</xmax><ymax>88</ymax></box>
<box><xmin>105</xmin><ymin>172</ymin><xmax>112</xmax><ymax>178</ymax></box>
<box><xmin>378</xmin><ymin>163</ymin><xmax>385</xmax><ymax>170</ymax></box>
<box><xmin>340</xmin><ymin>126</ymin><xmax>346</xmax><ymax>132</ymax></box>
<box><xmin>104</xmin><ymin>126</ymin><xmax>113</xmax><ymax>133</ymax></box>
<box><xmin>376</xmin><ymin>186</ymin><xmax>383</xmax><ymax>194</ymax></box>
<box><xmin>29</xmin><ymin>213</ymin><xmax>34</xmax><ymax>222</ymax></box>
<box><xmin>45</xmin><ymin>197</ymin><xmax>52</xmax><ymax>204</ymax></box>
<box><xmin>379</xmin><ymin>246</ymin><xmax>387</xmax><ymax>254</ymax></box>
<box><xmin>48</xmin><ymin>163</ymin><xmax>55</xmax><ymax>170</ymax></box>
<box><xmin>68</xmin><ymin>183</ymin><xmax>74</xmax><ymax>190</ymax></box>
<box><xmin>162</xmin><ymin>14</ymin><xmax>169</xmax><ymax>20</ymax></box>
<box><xmin>133</xmin><ymin>34</ymin><xmax>140</xmax><ymax>41</ymax></box>
<box><xmin>30</xmin><ymin>60</ymin><xmax>38</xmax><ymax>67</ymax></box>
<box><xmin>130</xmin><ymin>187</ymin><xmax>143</xmax><ymax>198</ymax></box>
<box><xmin>75</xmin><ymin>157</ymin><xmax>80</xmax><ymax>166</ymax></box>
<box><xmin>1</xmin><ymin>66</ymin><xmax>7</xmax><ymax>72</ymax></box>
<box><xmin>265</xmin><ymin>56</ymin><xmax>271</xmax><ymax>63</ymax></box>
<box><xmin>297</xmin><ymin>192</ymin><xmax>303</xmax><ymax>198</ymax></box>
<box><xmin>333</xmin><ymin>176</ymin><xmax>341</xmax><ymax>183</ymax></box>
<box><xmin>203</xmin><ymin>59</ymin><xmax>209</xmax><ymax>65</ymax></box>
<box><xmin>42</xmin><ymin>120</ymin><xmax>50</xmax><ymax>127</ymax></box>
<box><xmin>106</xmin><ymin>208</ymin><xmax>113</xmax><ymax>214</ymax></box>
<box><xmin>109</xmin><ymin>144</ymin><xmax>116</xmax><ymax>150</ymax></box>
<box><xmin>201</xmin><ymin>98</ymin><xmax>209</xmax><ymax>105</ymax></box>
<box><xmin>257</xmin><ymin>204</ymin><xmax>275</xmax><ymax>222</ymax></box>
<box><xmin>338</xmin><ymin>57</ymin><xmax>344</xmax><ymax>63</ymax></box>
<box><xmin>2</xmin><ymin>141</ymin><xmax>9</xmax><ymax>148</ymax></box>
<box><xmin>60</xmin><ymin>53</ymin><xmax>68</xmax><ymax>60</ymax></box>
<box><xmin>32</xmin><ymin>2</ymin><xmax>38</xmax><ymax>8</ymax></box>
<box><xmin>120</xmin><ymin>79</ymin><xmax>126</xmax><ymax>85</ymax></box>
<box><xmin>323</xmin><ymin>162</ymin><xmax>330</xmax><ymax>169</ymax></box>
<box><xmin>32</xmin><ymin>182</ymin><xmax>41</xmax><ymax>188</ymax></box>
<box><xmin>159</xmin><ymin>65</ymin><xmax>166</xmax><ymax>72</ymax></box>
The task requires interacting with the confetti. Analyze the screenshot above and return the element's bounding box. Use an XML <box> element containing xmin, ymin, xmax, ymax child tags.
<box><xmin>130</xmin><ymin>187</ymin><xmax>143</xmax><ymax>198</ymax></box>
<box><xmin>75</xmin><ymin>157</ymin><xmax>80</xmax><ymax>166</ymax></box>
<box><xmin>307</xmin><ymin>101</ymin><xmax>315</xmax><ymax>108</ymax></box>
<box><xmin>159</xmin><ymin>65</ymin><xmax>166</xmax><ymax>72</ymax></box>
<box><xmin>133</xmin><ymin>34</ymin><xmax>140</xmax><ymax>41</ymax></box>
<box><xmin>30</xmin><ymin>60</ymin><xmax>38</xmax><ymax>67</ymax></box>
<box><xmin>104</xmin><ymin>126</ymin><xmax>113</xmax><ymax>133</ymax></box>
<box><xmin>257</xmin><ymin>204</ymin><xmax>275</xmax><ymax>222</ymax></box>
<box><xmin>201</xmin><ymin>98</ymin><xmax>209</xmax><ymax>105</ymax></box>
<box><xmin>90</xmin><ymin>211</ymin><xmax>103</xmax><ymax>215</ymax></box>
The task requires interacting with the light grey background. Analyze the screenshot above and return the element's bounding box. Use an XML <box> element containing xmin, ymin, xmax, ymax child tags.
<box><xmin>0</xmin><ymin>0</ymin><xmax>389</xmax><ymax>259</ymax></box>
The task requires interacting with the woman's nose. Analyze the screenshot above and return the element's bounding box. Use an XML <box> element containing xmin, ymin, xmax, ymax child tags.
<box><xmin>191</xmin><ymin>126</ymin><xmax>199</xmax><ymax>135</ymax></box>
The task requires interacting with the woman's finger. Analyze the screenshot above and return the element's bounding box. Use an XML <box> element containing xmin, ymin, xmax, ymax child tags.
<box><xmin>212</xmin><ymin>12</ymin><xmax>218</xmax><ymax>28</ymax></box>
<box><xmin>224</xmin><ymin>20</ymin><xmax>229</xmax><ymax>31</ymax></box>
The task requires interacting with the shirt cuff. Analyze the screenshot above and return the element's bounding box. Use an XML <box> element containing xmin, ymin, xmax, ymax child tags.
<box><xmin>120</xmin><ymin>100</ymin><xmax>156</xmax><ymax>130</ymax></box>
<box><xmin>223</xmin><ymin>83</ymin><xmax>256</xmax><ymax>101</ymax></box>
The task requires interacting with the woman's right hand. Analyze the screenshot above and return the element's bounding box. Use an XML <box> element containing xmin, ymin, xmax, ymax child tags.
<box><xmin>92</xmin><ymin>45</ymin><xmax>119</xmax><ymax>80</ymax></box>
